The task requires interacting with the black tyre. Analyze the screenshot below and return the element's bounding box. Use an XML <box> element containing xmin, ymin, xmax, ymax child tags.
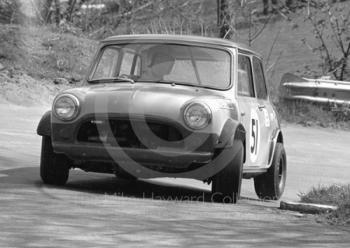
<box><xmin>211</xmin><ymin>140</ymin><xmax>244</xmax><ymax>204</ymax></box>
<box><xmin>254</xmin><ymin>143</ymin><xmax>286</xmax><ymax>200</ymax></box>
<box><xmin>40</xmin><ymin>136</ymin><xmax>70</xmax><ymax>186</ymax></box>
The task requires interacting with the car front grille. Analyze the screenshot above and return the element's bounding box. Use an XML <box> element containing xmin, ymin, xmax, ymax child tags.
<box><xmin>77</xmin><ymin>118</ymin><xmax>186</xmax><ymax>149</ymax></box>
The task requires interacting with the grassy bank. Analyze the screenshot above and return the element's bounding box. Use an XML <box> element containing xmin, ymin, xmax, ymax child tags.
<box><xmin>0</xmin><ymin>24</ymin><xmax>97</xmax><ymax>81</ymax></box>
<box><xmin>300</xmin><ymin>185</ymin><xmax>350</xmax><ymax>225</ymax></box>
<box><xmin>0</xmin><ymin>24</ymin><xmax>97</xmax><ymax>105</ymax></box>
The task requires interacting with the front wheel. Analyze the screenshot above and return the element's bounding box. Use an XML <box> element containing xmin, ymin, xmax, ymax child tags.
<box><xmin>40</xmin><ymin>136</ymin><xmax>70</xmax><ymax>186</ymax></box>
<box><xmin>254</xmin><ymin>143</ymin><xmax>286</xmax><ymax>200</ymax></box>
<box><xmin>211</xmin><ymin>140</ymin><xmax>244</xmax><ymax>204</ymax></box>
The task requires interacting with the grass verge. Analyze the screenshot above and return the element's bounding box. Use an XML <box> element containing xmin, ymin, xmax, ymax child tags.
<box><xmin>276</xmin><ymin>100</ymin><xmax>350</xmax><ymax>130</ymax></box>
<box><xmin>300</xmin><ymin>185</ymin><xmax>350</xmax><ymax>225</ymax></box>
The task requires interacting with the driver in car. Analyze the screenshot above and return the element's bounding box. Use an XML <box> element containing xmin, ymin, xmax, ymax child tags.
<box><xmin>141</xmin><ymin>49</ymin><xmax>175</xmax><ymax>81</ymax></box>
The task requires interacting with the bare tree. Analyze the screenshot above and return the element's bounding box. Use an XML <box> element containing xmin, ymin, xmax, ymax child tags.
<box><xmin>305</xmin><ymin>0</ymin><xmax>350</xmax><ymax>80</ymax></box>
<box><xmin>53</xmin><ymin>0</ymin><xmax>61</xmax><ymax>26</ymax></box>
<box><xmin>262</xmin><ymin>0</ymin><xmax>277</xmax><ymax>15</ymax></box>
<box><xmin>217</xmin><ymin>0</ymin><xmax>233</xmax><ymax>39</ymax></box>
<box><xmin>39</xmin><ymin>0</ymin><xmax>60</xmax><ymax>25</ymax></box>
<box><xmin>41</xmin><ymin>0</ymin><xmax>53</xmax><ymax>23</ymax></box>
<box><xmin>66</xmin><ymin>0</ymin><xmax>77</xmax><ymax>22</ymax></box>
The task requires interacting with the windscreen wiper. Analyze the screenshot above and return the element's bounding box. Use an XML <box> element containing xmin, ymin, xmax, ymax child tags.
<box><xmin>139</xmin><ymin>79</ymin><xmax>178</xmax><ymax>85</ymax></box>
<box><xmin>140</xmin><ymin>79</ymin><xmax>200</xmax><ymax>87</ymax></box>
<box><xmin>154</xmin><ymin>79</ymin><xmax>177</xmax><ymax>85</ymax></box>
<box><xmin>88</xmin><ymin>76</ymin><xmax>135</xmax><ymax>84</ymax></box>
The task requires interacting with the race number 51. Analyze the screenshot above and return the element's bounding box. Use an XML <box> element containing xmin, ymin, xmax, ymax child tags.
<box><xmin>250</xmin><ymin>110</ymin><xmax>260</xmax><ymax>163</ymax></box>
<box><xmin>251</xmin><ymin>118</ymin><xmax>258</xmax><ymax>154</ymax></box>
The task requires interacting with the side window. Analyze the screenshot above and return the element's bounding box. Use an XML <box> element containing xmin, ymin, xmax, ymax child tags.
<box><xmin>237</xmin><ymin>55</ymin><xmax>255</xmax><ymax>97</ymax></box>
<box><xmin>93</xmin><ymin>48</ymin><xmax>119</xmax><ymax>79</ymax></box>
<box><xmin>252</xmin><ymin>57</ymin><xmax>268</xmax><ymax>99</ymax></box>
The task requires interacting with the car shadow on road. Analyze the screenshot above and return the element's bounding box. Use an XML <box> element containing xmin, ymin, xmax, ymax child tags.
<box><xmin>0</xmin><ymin>167</ymin><xmax>216</xmax><ymax>202</ymax></box>
<box><xmin>0</xmin><ymin>166</ymin><xmax>276</xmax><ymax>205</ymax></box>
<box><xmin>67</xmin><ymin>171</ymin><xmax>215</xmax><ymax>202</ymax></box>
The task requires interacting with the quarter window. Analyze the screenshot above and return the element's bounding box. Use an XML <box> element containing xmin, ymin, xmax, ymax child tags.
<box><xmin>252</xmin><ymin>57</ymin><xmax>268</xmax><ymax>99</ymax></box>
<box><xmin>93</xmin><ymin>47</ymin><xmax>119</xmax><ymax>79</ymax></box>
<box><xmin>237</xmin><ymin>55</ymin><xmax>255</xmax><ymax>97</ymax></box>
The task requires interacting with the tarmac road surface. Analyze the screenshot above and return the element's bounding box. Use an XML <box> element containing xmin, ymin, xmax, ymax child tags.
<box><xmin>0</xmin><ymin>104</ymin><xmax>349</xmax><ymax>247</ymax></box>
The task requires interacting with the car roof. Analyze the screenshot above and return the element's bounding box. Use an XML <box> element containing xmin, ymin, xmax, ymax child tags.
<box><xmin>101</xmin><ymin>34</ymin><xmax>261</xmax><ymax>57</ymax></box>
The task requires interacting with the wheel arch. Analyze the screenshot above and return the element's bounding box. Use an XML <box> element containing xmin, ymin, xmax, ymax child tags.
<box><xmin>37</xmin><ymin>111</ymin><xmax>52</xmax><ymax>137</ymax></box>
<box><xmin>234</xmin><ymin>123</ymin><xmax>246</xmax><ymax>163</ymax></box>
<box><xmin>217</xmin><ymin>119</ymin><xmax>246</xmax><ymax>163</ymax></box>
<box><xmin>267</xmin><ymin>129</ymin><xmax>284</xmax><ymax>167</ymax></box>
<box><xmin>277</xmin><ymin>130</ymin><xmax>284</xmax><ymax>144</ymax></box>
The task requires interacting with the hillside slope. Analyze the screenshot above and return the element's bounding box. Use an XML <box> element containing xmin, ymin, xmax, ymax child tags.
<box><xmin>0</xmin><ymin>24</ymin><xmax>97</xmax><ymax>106</ymax></box>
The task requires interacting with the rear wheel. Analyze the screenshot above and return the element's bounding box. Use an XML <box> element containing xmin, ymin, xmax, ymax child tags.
<box><xmin>211</xmin><ymin>140</ymin><xmax>244</xmax><ymax>204</ymax></box>
<box><xmin>40</xmin><ymin>136</ymin><xmax>70</xmax><ymax>186</ymax></box>
<box><xmin>254</xmin><ymin>143</ymin><xmax>286</xmax><ymax>200</ymax></box>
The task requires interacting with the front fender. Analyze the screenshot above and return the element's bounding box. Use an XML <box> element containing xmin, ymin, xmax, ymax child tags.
<box><xmin>215</xmin><ymin>119</ymin><xmax>246</xmax><ymax>163</ymax></box>
<box><xmin>37</xmin><ymin>111</ymin><xmax>51</xmax><ymax>136</ymax></box>
<box><xmin>267</xmin><ymin>129</ymin><xmax>284</xmax><ymax>167</ymax></box>
<box><xmin>216</xmin><ymin>119</ymin><xmax>245</xmax><ymax>149</ymax></box>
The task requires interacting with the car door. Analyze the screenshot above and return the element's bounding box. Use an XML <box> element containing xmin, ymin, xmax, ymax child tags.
<box><xmin>236</xmin><ymin>54</ymin><xmax>262</xmax><ymax>167</ymax></box>
<box><xmin>251</xmin><ymin>56</ymin><xmax>273</xmax><ymax>167</ymax></box>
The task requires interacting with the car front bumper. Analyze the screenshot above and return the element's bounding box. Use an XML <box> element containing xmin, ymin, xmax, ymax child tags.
<box><xmin>53</xmin><ymin>141</ymin><xmax>219</xmax><ymax>178</ymax></box>
<box><xmin>54</xmin><ymin>142</ymin><xmax>213</xmax><ymax>166</ymax></box>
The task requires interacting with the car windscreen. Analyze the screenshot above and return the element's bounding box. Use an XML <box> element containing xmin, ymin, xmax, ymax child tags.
<box><xmin>90</xmin><ymin>43</ymin><xmax>232</xmax><ymax>90</ymax></box>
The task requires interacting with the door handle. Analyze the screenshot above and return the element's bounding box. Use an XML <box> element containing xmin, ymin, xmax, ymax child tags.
<box><xmin>258</xmin><ymin>105</ymin><xmax>266</xmax><ymax>110</ymax></box>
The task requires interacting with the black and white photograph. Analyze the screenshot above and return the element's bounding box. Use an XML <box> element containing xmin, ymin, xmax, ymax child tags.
<box><xmin>0</xmin><ymin>0</ymin><xmax>349</xmax><ymax>247</ymax></box>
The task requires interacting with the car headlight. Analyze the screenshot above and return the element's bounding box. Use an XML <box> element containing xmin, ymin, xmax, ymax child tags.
<box><xmin>183</xmin><ymin>102</ymin><xmax>211</xmax><ymax>130</ymax></box>
<box><xmin>53</xmin><ymin>94</ymin><xmax>80</xmax><ymax>121</ymax></box>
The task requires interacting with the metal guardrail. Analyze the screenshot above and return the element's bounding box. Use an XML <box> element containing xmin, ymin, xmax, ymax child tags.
<box><xmin>280</xmin><ymin>73</ymin><xmax>350</xmax><ymax>108</ymax></box>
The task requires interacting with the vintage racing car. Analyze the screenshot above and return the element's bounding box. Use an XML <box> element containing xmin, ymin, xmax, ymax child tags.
<box><xmin>37</xmin><ymin>35</ymin><xmax>287</xmax><ymax>203</ymax></box>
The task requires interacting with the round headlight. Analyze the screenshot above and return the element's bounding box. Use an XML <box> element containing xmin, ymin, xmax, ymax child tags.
<box><xmin>183</xmin><ymin>102</ymin><xmax>211</xmax><ymax>130</ymax></box>
<box><xmin>53</xmin><ymin>94</ymin><xmax>80</xmax><ymax>121</ymax></box>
